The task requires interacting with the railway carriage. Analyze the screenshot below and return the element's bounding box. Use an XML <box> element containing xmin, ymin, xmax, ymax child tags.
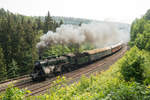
<box><xmin>111</xmin><ymin>43</ymin><xmax>122</xmax><ymax>53</ymax></box>
<box><xmin>85</xmin><ymin>47</ymin><xmax>111</xmax><ymax>61</ymax></box>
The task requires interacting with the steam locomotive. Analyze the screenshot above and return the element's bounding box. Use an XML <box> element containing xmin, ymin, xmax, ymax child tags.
<box><xmin>30</xmin><ymin>43</ymin><xmax>123</xmax><ymax>81</ymax></box>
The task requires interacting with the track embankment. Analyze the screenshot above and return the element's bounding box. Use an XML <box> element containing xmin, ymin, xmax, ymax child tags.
<box><xmin>28</xmin><ymin>44</ymin><xmax>128</xmax><ymax>96</ymax></box>
<box><xmin>0</xmin><ymin>45</ymin><xmax>128</xmax><ymax>96</ymax></box>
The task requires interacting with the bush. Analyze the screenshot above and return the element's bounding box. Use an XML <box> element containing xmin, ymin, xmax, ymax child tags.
<box><xmin>0</xmin><ymin>84</ymin><xmax>30</xmax><ymax>100</ymax></box>
<box><xmin>134</xmin><ymin>32</ymin><xmax>150</xmax><ymax>50</ymax></box>
<box><xmin>104</xmin><ymin>81</ymin><xmax>150</xmax><ymax>100</ymax></box>
<box><xmin>119</xmin><ymin>46</ymin><xmax>145</xmax><ymax>83</ymax></box>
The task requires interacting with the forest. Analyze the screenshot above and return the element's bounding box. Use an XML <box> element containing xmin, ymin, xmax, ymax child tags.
<box><xmin>0</xmin><ymin>8</ymin><xmax>63</xmax><ymax>80</ymax></box>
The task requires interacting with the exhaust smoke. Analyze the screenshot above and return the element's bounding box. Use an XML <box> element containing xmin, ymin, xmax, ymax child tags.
<box><xmin>37</xmin><ymin>22</ymin><xmax>130</xmax><ymax>51</ymax></box>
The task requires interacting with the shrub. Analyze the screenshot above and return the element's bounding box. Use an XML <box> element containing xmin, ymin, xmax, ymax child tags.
<box><xmin>103</xmin><ymin>81</ymin><xmax>150</xmax><ymax>100</ymax></box>
<box><xmin>119</xmin><ymin>46</ymin><xmax>145</xmax><ymax>83</ymax></box>
<box><xmin>0</xmin><ymin>84</ymin><xmax>30</xmax><ymax>100</ymax></box>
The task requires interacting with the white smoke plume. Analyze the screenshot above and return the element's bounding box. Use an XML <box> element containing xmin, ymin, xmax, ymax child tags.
<box><xmin>37</xmin><ymin>22</ymin><xmax>130</xmax><ymax>50</ymax></box>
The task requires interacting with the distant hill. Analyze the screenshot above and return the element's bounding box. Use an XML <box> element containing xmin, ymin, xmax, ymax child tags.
<box><xmin>52</xmin><ymin>16</ymin><xmax>92</xmax><ymax>25</ymax></box>
<box><xmin>51</xmin><ymin>16</ymin><xmax>130</xmax><ymax>33</ymax></box>
<box><xmin>36</xmin><ymin>16</ymin><xmax>130</xmax><ymax>33</ymax></box>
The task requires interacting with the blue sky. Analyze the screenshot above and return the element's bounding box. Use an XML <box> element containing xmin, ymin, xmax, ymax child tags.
<box><xmin>0</xmin><ymin>0</ymin><xmax>150</xmax><ymax>24</ymax></box>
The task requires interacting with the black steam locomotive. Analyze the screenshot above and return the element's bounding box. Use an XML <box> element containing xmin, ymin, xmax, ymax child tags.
<box><xmin>30</xmin><ymin>43</ymin><xmax>123</xmax><ymax>81</ymax></box>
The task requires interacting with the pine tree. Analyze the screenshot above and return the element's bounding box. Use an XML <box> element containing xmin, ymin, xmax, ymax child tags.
<box><xmin>0</xmin><ymin>47</ymin><xmax>7</xmax><ymax>81</ymax></box>
<box><xmin>7</xmin><ymin>59</ymin><xmax>19</xmax><ymax>78</ymax></box>
<box><xmin>44</xmin><ymin>11</ymin><xmax>53</xmax><ymax>33</ymax></box>
<box><xmin>36</xmin><ymin>17</ymin><xmax>43</xmax><ymax>30</ymax></box>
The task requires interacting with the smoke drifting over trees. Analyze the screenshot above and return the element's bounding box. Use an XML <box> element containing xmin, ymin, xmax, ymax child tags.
<box><xmin>37</xmin><ymin>22</ymin><xmax>130</xmax><ymax>51</ymax></box>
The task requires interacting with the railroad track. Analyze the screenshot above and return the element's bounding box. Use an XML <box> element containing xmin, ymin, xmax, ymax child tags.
<box><xmin>0</xmin><ymin>75</ymin><xmax>29</xmax><ymax>85</ymax></box>
<box><xmin>0</xmin><ymin>45</ymin><xmax>127</xmax><ymax>96</ymax></box>
<box><xmin>27</xmin><ymin>44</ymin><xmax>128</xmax><ymax>96</ymax></box>
<box><xmin>0</xmin><ymin>75</ymin><xmax>31</xmax><ymax>92</ymax></box>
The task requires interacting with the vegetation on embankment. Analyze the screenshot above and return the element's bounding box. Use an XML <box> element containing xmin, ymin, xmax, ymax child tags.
<box><xmin>1</xmin><ymin>46</ymin><xmax>150</xmax><ymax>100</ymax></box>
<box><xmin>27</xmin><ymin>47</ymin><xmax>150</xmax><ymax>100</ymax></box>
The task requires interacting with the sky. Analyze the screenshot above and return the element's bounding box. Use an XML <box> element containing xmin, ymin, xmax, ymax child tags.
<box><xmin>0</xmin><ymin>0</ymin><xmax>150</xmax><ymax>24</ymax></box>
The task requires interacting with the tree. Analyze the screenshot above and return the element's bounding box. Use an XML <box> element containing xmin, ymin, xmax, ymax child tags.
<box><xmin>7</xmin><ymin>59</ymin><xmax>19</xmax><ymax>78</ymax></box>
<box><xmin>0</xmin><ymin>47</ymin><xmax>7</xmax><ymax>81</ymax></box>
<box><xmin>132</xmin><ymin>21</ymin><xmax>150</xmax><ymax>51</ymax></box>
<box><xmin>144</xmin><ymin>9</ymin><xmax>150</xmax><ymax>20</ymax></box>
<box><xmin>36</xmin><ymin>17</ymin><xmax>43</xmax><ymax>30</ymax></box>
<box><xmin>130</xmin><ymin>18</ymin><xmax>145</xmax><ymax>42</ymax></box>
<box><xmin>44</xmin><ymin>11</ymin><xmax>53</xmax><ymax>33</ymax></box>
<box><xmin>134</xmin><ymin>34</ymin><xmax>146</xmax><ymax>50</ymax></box>
<box><xmin>119</xmin><ymin>46</ymin><xmax>145</xmax><ymax>83</ymax></box>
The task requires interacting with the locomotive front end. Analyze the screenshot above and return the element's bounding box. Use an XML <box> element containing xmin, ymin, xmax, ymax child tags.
<box><xmin>30</xmin><ymin>56</ymin><xmax>69</xmax><ymax>81</ymax></box>
<box><xmin>30</xmin><ymin>58</ymin><xmax>59</xmax><ymax>81</ymax></box>
<box><xmin>30</xmin><ymin>61</ymin><xmax>46</xmax><ymax>81</ymax></box>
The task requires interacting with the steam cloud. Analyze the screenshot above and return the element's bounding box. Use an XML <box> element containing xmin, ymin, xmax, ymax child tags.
<box><xmin>37</xmin><ymin>22</ymin><xmax>130</xmax><ymax>51</ymax></box>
